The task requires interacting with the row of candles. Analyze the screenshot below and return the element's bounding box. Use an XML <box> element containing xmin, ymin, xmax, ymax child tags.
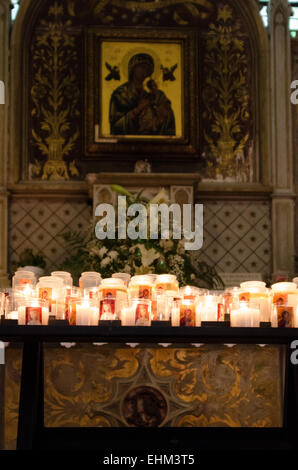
<box><xmin>1</xmin><ymin>270</ymin><xmax>298</xmax><ymax>327</ymax></box>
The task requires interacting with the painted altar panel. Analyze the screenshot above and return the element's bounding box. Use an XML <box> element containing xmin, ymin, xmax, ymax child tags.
<box><xmin>2</xmin><ymin>343</ymin><xmax>283</xmax><ymax>448</ymax></box>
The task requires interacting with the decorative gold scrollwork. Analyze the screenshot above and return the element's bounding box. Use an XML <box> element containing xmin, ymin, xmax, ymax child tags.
<box><xmin>203</xmin><ymin>5</ymin><xmax>251</xmax><ymax>180</ymax></box>
<box><xmin>31</xmin><ymin>2</ymin><xmax>80</xmax><ymax>180</ymax></box>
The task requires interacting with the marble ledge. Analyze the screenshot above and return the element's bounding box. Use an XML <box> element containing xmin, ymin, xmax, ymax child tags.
<box><xmin>7</xmin><ymin>181</ymin><xmax>89</xmax><ymax>199</ymax></box>
<box><xmin>196</xmin><ymin>182</ymin><xmax>274</xmax><ymax>200</ymax></box>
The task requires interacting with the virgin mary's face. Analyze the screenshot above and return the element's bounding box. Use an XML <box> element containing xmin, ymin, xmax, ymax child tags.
<box><xmin>133</xmin><ymin>63</ymin><xmax>152</xmax><ymax>82</ymax></box>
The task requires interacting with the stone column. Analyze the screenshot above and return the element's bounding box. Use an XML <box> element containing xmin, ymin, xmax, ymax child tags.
<box><xmin>0</xmin><ymin>0</ymin><xmax>10</xmax><ymax>287</ymax></box>
<box><xmin>269</xmin><ymin>0</ymin><xmax>296</xmax><ymax>276</ymax></box>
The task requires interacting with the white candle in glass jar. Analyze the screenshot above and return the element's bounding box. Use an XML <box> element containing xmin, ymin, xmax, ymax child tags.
<box><xmin>171</xmin><ymin>302</ymin><xmax>180</xmax><ymax>327</ymax></box>
<box><xmin>18</xmin><ymin>303</ymin><xmax>49</xmax><ymax>325</ymax></box>
<box><xmin>239</xmin><ymin>282</ymin><xmax>270</xmax><ymax>322</ymax></box>
<box><xmin>76</xmin><ymin>301</ymin><xmax>98</xmax><ymax>326</ymax></box>
<box><xmin>231</xmin><ymin>303</ymin><xmax>260</xmax><ymax>327</ymax></box>
<box><xmin>121</xmin><ymin>307</ymin><xmax>135</xmax><ymax>326</ymax></box>
<box><xmin>202</xmin><ymin>295</ymin><xmax>218</xmax><ymax>322</ymax></box>
<box><xmin>7</xmin><ymin>311</ymin><xmax>18</xmax><ymax>320</ymax></box>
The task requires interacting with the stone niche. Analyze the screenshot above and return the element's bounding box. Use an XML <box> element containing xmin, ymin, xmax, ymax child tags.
<box><xmin>86</xmin><ymin>172</ymin><xmax>201</xmax><ymax>215</ymax></box>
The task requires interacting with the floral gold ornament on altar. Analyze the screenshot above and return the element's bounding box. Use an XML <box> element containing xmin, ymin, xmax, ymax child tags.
<box><xmin>30</xmin><ymin>2</ymin><xmax>80</xmax><ymax>180</ymax></box>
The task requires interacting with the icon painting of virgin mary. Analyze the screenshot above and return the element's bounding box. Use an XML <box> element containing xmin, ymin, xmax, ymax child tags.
<box><xmin>109</xmin><ymin>53</ymin><xmax>176</xmax><ymax>136</ymax></box>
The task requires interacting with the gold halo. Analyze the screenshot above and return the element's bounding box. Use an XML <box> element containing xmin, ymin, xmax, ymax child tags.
<box><xmin>121</xmin><ymin>46</ymin><xmax>161</xmax><ymax>83</ymax></box>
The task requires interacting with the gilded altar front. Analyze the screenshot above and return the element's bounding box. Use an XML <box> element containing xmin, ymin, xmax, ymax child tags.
<box><xmin>1</xmin><ymin>343</ymin><xmax>284</xmax><ymax>449</ymax></box>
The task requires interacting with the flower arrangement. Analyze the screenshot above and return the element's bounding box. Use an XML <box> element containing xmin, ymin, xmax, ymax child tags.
<box><xmin>58</xmin><ymin>186</ymin><xmax>223</xmax><ymax>289</ymax></box>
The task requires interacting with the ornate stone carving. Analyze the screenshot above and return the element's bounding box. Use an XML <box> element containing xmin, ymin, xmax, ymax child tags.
<box><xmin>134</xmin><ymin>160</ymin><xmax>152</xmax><ymax>174</ymax></box>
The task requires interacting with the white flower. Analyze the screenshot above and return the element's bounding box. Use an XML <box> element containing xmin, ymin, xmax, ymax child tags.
<box><xmin>149</xmin><ymin>188</ymin><xmax>169</xmax><ymax>205</ymax></box>
<box><xmin>90</xmin><ymin>247</ymin><xmax>102</xmax><ymax>257</ymax></box>
<box><xmin>134</xmin><ymin>244</ymin><xmax>160</xmax><ymax>267</ymax></box>
<box><xmin>99</xmin><ymin>247</ymin><xmax>108</xmax><ymax>257</ymax></box>
<box><xmin>100</xmin><ymin>256</ymin><xmax>111</xmax><ymax>268</ymax></box>
<box><xmin>142</xmin><ymin>248</ymin><xmax>160</xmax><ymax>267</ymax></box>
<box><xmin>160</xmin><ymin>239</ymin><xmax>174</xmax><ymax>251</ymax></box>
<box><xmin>177</xmin><ymin>240</ymin><xmax>185</xmax><ymax>255</ymax></box>
<box><xmin>109</xmin><ymin>251</ymin><xmax>118</xmax><ymax>260</ymax></box>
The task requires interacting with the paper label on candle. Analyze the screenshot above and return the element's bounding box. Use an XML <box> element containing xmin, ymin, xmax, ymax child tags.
<box><xmin>38</xmin><ymin>287</ymin><xmax>53</xmax><ymax>302</ymax></box>
<box><xmin>180</xmin><ymin>304</ymin><xmax>195</xmax><ymax>326</ymax></box>
<box><xmin>26</xmin><ymin>307</ymin><xmax>42</xmax><ymax>325</ymax></box>
<box><xmin>130</xmin><ymin>285</ymin><xmax>152</xmax><ymax>300</ymax></box>
<box><xmin>67</xmin><ymin>302</ymin><xmax>77</xmax><ymax>325</ymax></box>
<box><xmin>239</xmin><ymin>292</ymin><xmax>250</xmax><ymax>302</ymax></box>
<box><xmin>277</xmin><ymin>306</ymin><xmax>294</xmax><ymax>327</ymax></box>
<box><xmin>273</xmin><ymin>293</ymin><xmax>288</xmax><ymax>305</ymax></box>
<box><xmin>135</xmin><ymin>303</ymin><xmax>150</xmax><ymax>326</ymax></box>
<box><xmin>100</xmin><ymin>299</ymin><xmax>117</xmax><ymax>320</ymax></box>
<box><xmin>151</xmin><ymin>300</ymin><xmax>157</xmax><ymax>320</ymax></box>
<box><xmin>138</xmin><ymin>286</ymin><xmax>152</xmax><ymax>299</ymax></box>
<box><xmin>217</xmin><ymin>303</ymin><xmax>224</xmax><ymax>321</ymax></box>
<box><xmin>101</xmin><ymin>288</ymin><xmax>117</xmax><ymax>298</ymax></box>
<box><xmin>100</xmin><ymin>289</ymin><xmax>127</xmax><ymax>316</ymax></box>
<box><xmin>156</xmin><ymin>283</ymin><xmax>177</xmax><ymax>291</ymax></box>
<box><xmin>19</xmin><ymin>279</ymin><xmax>32</xmax><ymax>285</ymax></box>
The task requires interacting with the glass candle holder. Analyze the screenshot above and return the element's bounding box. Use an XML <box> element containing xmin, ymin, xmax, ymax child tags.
<box><xmin>132</xmin><ymin>299</ymin><xmax>152</xmax><ymax>326</ymax></box>
<box><xmin>271</xmin><ymin>303</ymin><xmax>295</xmax><ymax>328</ymax></box>
<box><xmin>155</xmin><ymin>274</ymin><xmax>179</xmax><ymax>293</ymax></box>
<box><xmin>99</xmin><ymin>278</ymin><xmax>128</xmax><ymax>319</ymax></box>
<box><xmin>76</xmin><ymin>299</ymin><xmax>99</xmax><ymax>326</ymax></box>
<box><xmin>12</xmin><ymin>270</ymin><xmax>36</xmax><ymax>290</ymax></box>
<box><xmin>239</xmin><ymin>281</ymin><xmax>270</xmax><ymax>322</ymax></box>
<box><xmin>36</xmin><ymin>276</ymin><xmax>65</xmax><ymax>318</ymax></box>
<box><xmin>171</xmin><ymin>298</ymin><xmax>181</xmax><ymax>327</ymax></box>
<box><xmin>65</xmin><ymin>287</ymin><xmax>81</xmax><ymax>325</ymax></box>
<box><xmin>222</xmin><ymin>287</ymin><xmax>241</xmax><ymax>315</ymax></box>
<box><xmin>180</xmin><ymin>298</ymin><xmax>196</xmax><ymax>326</ymax></box>
<box><xmin>51</xmin><ymin>271</ymin><xmax>73</xmax><ymax>297</ymax></box>
<box><xmin>154</xmin><ymin>291</ymin><xmax>169</xmax><ymax>321</ymax></box>
<box><xmin>165</xmin><ymin>291</ymin><xmax>180</xmax><ymax>323</ymax></box>
<box><xmin>129</xmin><ymin>275</ymin><xmax>155</xmax><ymax>301</ymax></box>
<box><xmin>4</xmin><ymin>294</ymin><xmax>24</xmax><ymax>320</ymax></box>
<box><xmin>201</xmin><ymin>295</ymin><xmax>220</xmax><ymax>322</ymax></box>
<box><xmin>231</xmin><ymin>301</ymin><xmax>260</xmax><ymax>327</ymax></box>
<box><xmin>179</xmin><ymin>285</ymin><xmax>202</xmax><ymax>300</ymax></box>
<box><xmin>112</xmin><ymin>273</ymin><xmax>131</xmax><ymax>287</ymax></box>
<box><xmin>79</xmin><ymin>272</ymin><xmax>102</xmax><ymax>293</ymax></box>
<box><xmin>18</xmin><ymin>298</ymin><xmax>49</xmax><ymax>325</ymax></box>
<box><xmin>121</xmin><ymin>306</ymin><xmax>135</xmax><ymax>326</ymax></box>
<box><xmin>99</xmin><ymin>297</ymin><xmax>119</xmax><ymax>321</ymax></box>
<box><xmin>0</xmin><ymin>292</ymin><xmax>5</xmax><ymax>316</ymax></box>
<box><xmin>271</xmin><ymin>282</ymin><xmax>298</xmax><ymax>310</ymax></box>
<box><xmin>84</xmin><ymin>287</ymin><xmax>100</xmax><ymax>300</ymax></box>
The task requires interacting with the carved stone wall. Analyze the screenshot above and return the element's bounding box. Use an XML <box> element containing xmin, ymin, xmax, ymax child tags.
<box><xmin>8</xmin><ymin>198</ymin><xmax>91</xmax><ymax>272</ymax></box>
<box><xmin>195</xmin><ymin>200</ymin><xmax>272</xmax><ymax>275</ymax></box>
<box><xmin>7</xmin><ymin>197</ymin><xmax>272</xmax><ymax>276</ymax></box>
